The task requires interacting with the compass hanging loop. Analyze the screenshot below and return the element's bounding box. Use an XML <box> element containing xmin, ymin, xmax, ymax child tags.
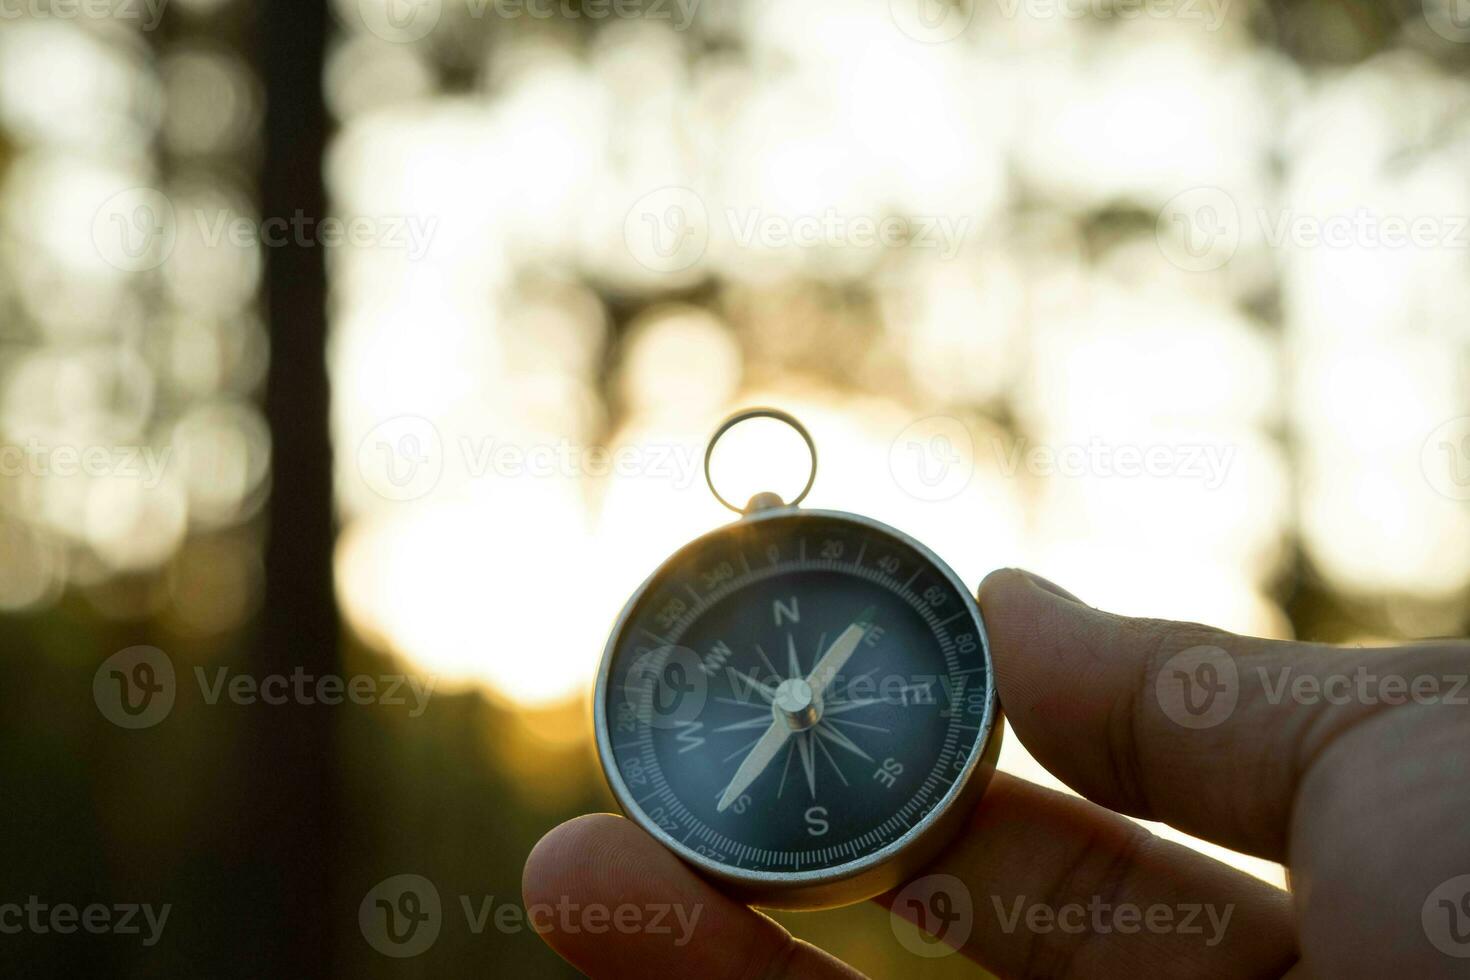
<box><xmin>703</xmin><ymin>407</ymin><xmax>818</xmax><ymax>514</ymax></box>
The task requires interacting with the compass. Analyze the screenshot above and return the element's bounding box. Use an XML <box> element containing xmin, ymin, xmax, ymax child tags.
<box><xmin>594</xmin><ymin>409</ymin><xmax>1001</xmax><ymax>910</ymax></box>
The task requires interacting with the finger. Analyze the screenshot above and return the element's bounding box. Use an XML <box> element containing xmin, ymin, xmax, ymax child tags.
<box><xmin>523</xmin><ymin>814</ymin><xmax>865</xmax><ymax>980</ymax></box>
<box><xmin>978</xmin><ymin>568</ymin><xmax>1463</xmax><ymax>858</ymax></box>
<box><xmin>879</xmin><ymin>773</ymin><xmax>1298</xmax><ymax>979</ymax></box>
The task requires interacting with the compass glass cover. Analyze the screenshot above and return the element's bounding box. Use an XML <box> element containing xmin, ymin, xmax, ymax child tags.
<box><xmin>600</xmin><ymin>512</ymin><xmax>992</xmax><ymax>877</ymax></box>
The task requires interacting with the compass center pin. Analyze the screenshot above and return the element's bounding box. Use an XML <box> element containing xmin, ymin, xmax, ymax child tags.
<box><xmin>773</xmin><ymin>677</ymin><xmax>821</xmax><ymax>730</ymax></box>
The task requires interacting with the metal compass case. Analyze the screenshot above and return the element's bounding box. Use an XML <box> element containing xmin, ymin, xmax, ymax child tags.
<box><xmin>594</xmin><ymin>409</ymin><xmax>1002</xmax><ymax>910</ymax></box>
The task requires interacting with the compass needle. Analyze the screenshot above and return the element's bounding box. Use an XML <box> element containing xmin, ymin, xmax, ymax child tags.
<box><xmin>805</xmin><ymin>606</ymin><xmax>876</xmax><ymax>698</ymax></box>
<box><xmin>713</xmin><ymin>715</ymin><xmax>781</xmax><ymax>734</ymax></box>
<box><xmin>716</xmin><ymin>719</ymin><xmax>792</xmax><ymax>812</ymax></box>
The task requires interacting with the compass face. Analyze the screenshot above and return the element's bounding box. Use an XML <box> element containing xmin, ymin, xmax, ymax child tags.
<box><xmin>596</xmin><ymin>509</ymin><xmax>997</xmax><ymax>906</ymax></box>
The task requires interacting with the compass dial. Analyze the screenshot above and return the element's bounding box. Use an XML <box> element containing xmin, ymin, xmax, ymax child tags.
<box><xmin>596</xmin><ymin>509</ymin><xmax>999</xmax><ymax>909</ymax></box>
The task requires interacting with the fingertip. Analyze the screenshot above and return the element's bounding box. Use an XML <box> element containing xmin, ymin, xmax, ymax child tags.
<box><xmin>978</xmin><ymin>568</ymin><xmax>1091</xmax><ymax>696</ymax></box>
<box><xmin>978</xmin><ymin>567</ymin><xmax>1080</xmax><ymax>608</ymax></box>
<box><xmin>521</xmin><ymin>812</ymin><xmax>626</xmax><ymax>909</ymax></box>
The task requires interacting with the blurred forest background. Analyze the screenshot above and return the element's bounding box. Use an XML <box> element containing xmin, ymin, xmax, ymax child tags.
<box><xmin>2</xmin><ymin>0</ymin><xmax>1469</xmax><ymax>975</ymax></box>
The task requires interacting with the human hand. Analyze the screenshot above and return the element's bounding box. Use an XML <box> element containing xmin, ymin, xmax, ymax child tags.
<box><xmin>523</xmin><ymin>569</ymin><xmax>1470</xmax><ymax>978</ymax></box>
